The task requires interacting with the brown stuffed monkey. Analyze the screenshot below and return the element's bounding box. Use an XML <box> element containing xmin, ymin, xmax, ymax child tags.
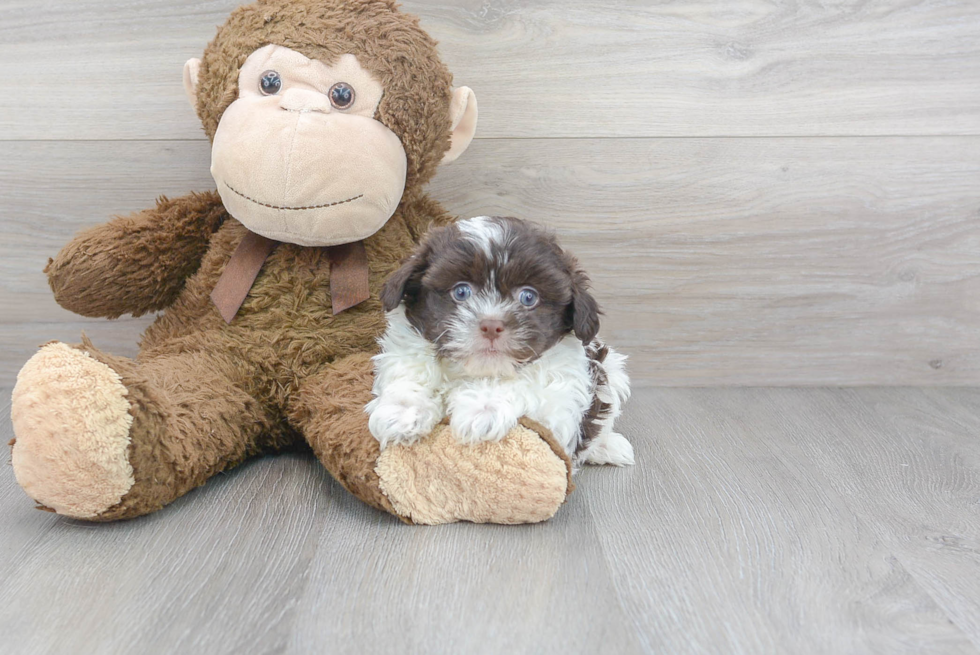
<box><xmin>9</xmin><ymin>0</ymin><xmax>573</xmax><ymax>525</ymax></box>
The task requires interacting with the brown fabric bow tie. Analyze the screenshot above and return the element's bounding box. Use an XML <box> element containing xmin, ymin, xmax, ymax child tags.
<box><xmin>210</xmin><ymin>230</ymin><xmax>371</xmax><ymax>323</ymax></box>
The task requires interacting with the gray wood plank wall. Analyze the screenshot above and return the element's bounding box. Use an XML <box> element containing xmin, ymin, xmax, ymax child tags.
<box><xmin>1</xmin><ymin>0</ymin><xmax>978</xmax><ymax>385</ymax></box>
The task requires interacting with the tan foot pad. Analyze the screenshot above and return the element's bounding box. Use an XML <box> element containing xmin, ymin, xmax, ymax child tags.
<box><xmin>11</xmin><ymin>343</ymin><xmax>135</xmax><ymax>519</ymax></box>
<box><xmin>376</xmin><ymin>422</ymin><xmax>570</xmax><ymax>525</ymax></box>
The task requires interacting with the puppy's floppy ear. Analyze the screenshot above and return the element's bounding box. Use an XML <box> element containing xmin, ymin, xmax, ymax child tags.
<box><xmin>568</xmin><ymin>266</ymin><xmax>601</xmax><ymax>344</ymax></box>
<box><xmin>381</xmin><ymin>243</ymin><xmax>431</xmax><ymax>312</ymax></box>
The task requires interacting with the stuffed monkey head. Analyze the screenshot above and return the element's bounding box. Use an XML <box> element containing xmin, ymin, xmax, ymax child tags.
<box><xmin>182</xmin><ymin>0</ymin><xmax>477</xmax><ymax>247</ymax></box>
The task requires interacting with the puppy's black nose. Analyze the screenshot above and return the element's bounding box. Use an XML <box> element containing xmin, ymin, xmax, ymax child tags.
<box><xmin>479</xmin><ymin>319</ymin><xmax>505</xmax><ymax>341</ymax></box>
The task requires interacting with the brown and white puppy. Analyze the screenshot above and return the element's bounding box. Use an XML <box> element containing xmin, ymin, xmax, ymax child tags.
<box><xmin>366</xmin><ymin>216</ymin><xmax>633</xmax><ymax>467</ymax></box>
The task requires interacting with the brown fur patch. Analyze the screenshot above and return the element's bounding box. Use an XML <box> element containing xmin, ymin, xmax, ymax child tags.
<box><xmin>578</xmin><ymin>340</ymin><xmax>613</xmax><ymax>457</ymax></box>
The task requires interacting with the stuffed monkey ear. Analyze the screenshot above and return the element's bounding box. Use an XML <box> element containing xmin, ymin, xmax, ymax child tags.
<box><xmin>183</xmin><ymin>58</ymin><xmax>202</xmax><ymax>110</ymax></box>
<box><xmin>441</xmin><ymin>87</ymin><xmax>478</xmax><ymax>165</ymax></box>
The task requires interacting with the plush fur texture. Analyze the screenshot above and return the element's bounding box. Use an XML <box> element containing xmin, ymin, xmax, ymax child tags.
<box><xmin>9</xmin><ymin>0</ymin><xmax>571</xmax><ymax>523</ymax></box>
<box><xmin>368</xmin><ymin>217</ymin><xmax>634</xmax><ymax>467</ymax></box>
<box><xmin>376</xmin><ymin>419</ymin><xmax>572</xmax><ymax>525</ymax></box>
<box><xmin>45</xmin><ymin>191</ymin><xmax>227</xmax><ymax>319</ymax></box>
<box><xmin>11</xmin><ymin>343</ymin><xmax>135</xmax><ymax>518</ymax></box>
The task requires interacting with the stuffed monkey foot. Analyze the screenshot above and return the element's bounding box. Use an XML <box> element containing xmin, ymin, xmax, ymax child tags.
<box><xmin>291</xmin><ymin>353</ymin><xmax>574</xmax><ymax>525</ymax></box>
<box><xmin>376</xmin><ymin>420</ymin><xmax>573</xmax><ymax>525</ymax></box>
<box><xmin>10</xmin><ymin>339</ymin><xmax>279</xmax><ymax>521</ymax></box>
<box><xmin>11</xmin><ymin>343</ymin><xmax>136</xmax><ymax>518</ymax></box>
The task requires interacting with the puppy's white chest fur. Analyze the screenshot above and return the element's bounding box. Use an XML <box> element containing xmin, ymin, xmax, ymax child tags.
<box><xmin>367</xmin><ymin>307</ymin><xmax>591</xmax><ymax>455</ymax></box>
<box><xmin>443</xmin><ymin>329</ymin><xmax>593</xmax><ymax>450</ymax></box>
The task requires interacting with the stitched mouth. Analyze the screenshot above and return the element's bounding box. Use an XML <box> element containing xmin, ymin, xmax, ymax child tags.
<box><xmin>224</xmin><ymin>182</ymin><xmax>363</xmax><ymax>211</ymax></box>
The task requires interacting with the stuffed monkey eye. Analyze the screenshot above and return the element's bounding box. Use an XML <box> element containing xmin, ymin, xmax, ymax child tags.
<box><xmin>259</xmin><ymin>70</ymin><xmax>282</xmax><ymax>95</ymax></box>
<box><xmin>329</xmin><ymin>82</ymin><xmax>355</xmax><ymax>109</ymax></box>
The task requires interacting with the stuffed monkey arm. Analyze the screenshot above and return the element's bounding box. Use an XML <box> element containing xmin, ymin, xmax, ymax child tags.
<box><xmin>45</xmin><ymin>190</ymin><xmax>226</xmax><ymax>318</ymax></box>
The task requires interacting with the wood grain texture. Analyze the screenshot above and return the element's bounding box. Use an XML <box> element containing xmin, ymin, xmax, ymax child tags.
<box><xmin>2</xmin><ymin>138</ymin><xmax>978</xmax><ymax>385</ymax></box>
<box><xmin>1</xmin><ymin>0</ymin><xmax>978</xmax><ymax>385</ymax></box>
<box><xmin>0</xmin><ymin>456</ymin><xmax>337</xmax><ymax>655</ymax></box>
<box><xmin>585</xmin><ymin>388</ymin><xmax>980</xmax><ymax>654</ymax></box>
<box><xmin>0</xmin><ymin>391</ymin><xmax>65</xmax><ymax>586</ymax></box>
<box><xmin>754</xmin><ymin>387</ymin><xmax>980</xmax><ymax>645</ymax></box>
<box><xmin>0</xmin><ymin>0</ymin><xmax>978</xmax><ymax>140</ymax></box>
<box><xmin>3</xmin><ymin>388</ymin><xmax>980</xmax><ymax>654</ymax></box>
<box><xmin>285</xmin><ymin>481</ymin><xmax>642</xmax><ymax>654</ymax></box>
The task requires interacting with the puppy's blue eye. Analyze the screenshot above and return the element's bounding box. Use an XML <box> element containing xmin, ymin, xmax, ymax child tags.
<box><xmin>260</xmin><ymin>70</ymin><xmax>282</xmax><ymax>95</ymax></box>
<box><xmin>452</xmin><ymin>283</ymin><xmax>473</xmax><ymax>302</ymax></box>
<box><xmin>518</xmin><ymin>287</ymin><xmax>539</xmax><ymax>308</ymax></box>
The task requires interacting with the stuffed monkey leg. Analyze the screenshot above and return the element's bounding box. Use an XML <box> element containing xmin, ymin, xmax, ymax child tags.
<box><xmin>288</xmin><ymin>352</ymin><xmax>574</xmax><ymax>525</ymax></box>
<box><xmin>10</xmin><ymin>339</ymin><xmax>279</xmax><ymax>521</ymax></box>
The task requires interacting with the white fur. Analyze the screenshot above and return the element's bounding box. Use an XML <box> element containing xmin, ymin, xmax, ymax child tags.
<box><xmin>440</xmin><ymin>286</ymin><xmax>526</xmax><ymax>378</ymax></box>
<box><xmin>457</xmin><ymin>215</ymin><xmax>508</xmax><ymax>260</ymax></box>
<box><xmin>367</xmin><ymin>307</ymin><xmax>633</xmax><ymax>466</ymax></box>
<box><xmin>579</xmin><ymin>431</ymin><xmax>634</xmax><ymax>466</ymax></box>
<box><xmin>365</xmin><ymin>306</ymin><xmax>446</xmax><ymax>449</ymax></box>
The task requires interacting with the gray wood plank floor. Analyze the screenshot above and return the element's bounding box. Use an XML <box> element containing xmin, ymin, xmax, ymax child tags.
<box><xmin>2</xmin><ymin>387</ymin><xmax>979</xmax><ymax>655</ymax></box>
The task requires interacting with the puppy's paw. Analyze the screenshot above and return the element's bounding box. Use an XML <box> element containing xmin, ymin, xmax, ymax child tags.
<box><xmin>449</xmin><ymin>396</ymin><xmax>520</xmax><ymax>444</ymax></box>
<box><xmin>581</xmin><ymin>431</ymin><xmax>635</xmax><ymax>467</ymax></box>
<box><xmin>367</xmin><ymin>398</ymin><xmax>441</xmax><ymax>450</ymax></box>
